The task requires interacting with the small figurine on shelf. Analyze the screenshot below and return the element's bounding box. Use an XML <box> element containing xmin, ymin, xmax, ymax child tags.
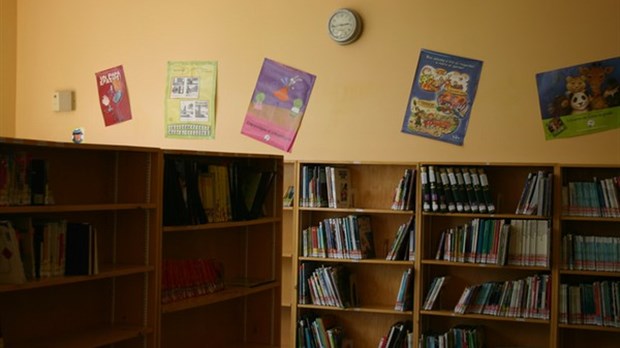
<box><xmin>72</xmin><ymin>128</ymin><xmax>84</xmax><ymax>144</ymax></box>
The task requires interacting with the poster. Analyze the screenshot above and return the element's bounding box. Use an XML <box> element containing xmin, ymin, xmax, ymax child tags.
<box><xmin>535</xmin><ymin>57</ymin><xmax>620</xmax><ymax>140</ymax></box>
<box><xmin>95</xmin><ymin>65</ymin><xmax>132</xmax><ymax>126</ymax></box>
<box><xmin>401</xmin><ymin>49</ymin><xmax>483</xmax><ymax>146</ymax></box>
<box><xmin>241</xmin><ymin>58</ymin><xmax>316</xmax><ymax>152</ymax></box>
<box><xmin>165</xmin><ymin>61</ymin><xmax>217</xmax><ymax>139</ymax></box>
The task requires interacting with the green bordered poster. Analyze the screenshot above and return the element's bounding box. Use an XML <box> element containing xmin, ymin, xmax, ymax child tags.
<box><xmin>165</xmin><ymin>61</ymin><xmax>217</xmax><ymax>139</ymax></box>
<box><xmin>536</xmin><ymin>57</ymin><xmax>620</xmax><ymax>140</ymax></box>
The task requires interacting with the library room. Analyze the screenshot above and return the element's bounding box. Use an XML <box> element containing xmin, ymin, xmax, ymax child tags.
<box><xmin>1</xmin><ymin>0</ymin><xmax>618</xmax><ymax>347</ymax></box>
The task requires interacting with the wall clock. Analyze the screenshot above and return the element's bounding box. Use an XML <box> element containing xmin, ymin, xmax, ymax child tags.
<box><xmin>327</xmin><ymin>8</ymin><xmax>363</xmax><ymax>45</ymax></box>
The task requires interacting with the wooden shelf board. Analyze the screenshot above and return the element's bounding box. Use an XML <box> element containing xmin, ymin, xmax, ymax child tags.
<box><xmin>0</xmin><ymin>264</ymin><xmax>154</xmax><ymax>292</ymax></box>
<box><xmin>422</xmin><ymin>212</ymin><xmax>551</xmax><ymax>220</ymax></box>
<box><xmin>297</xmin><ymin>303</ymin><xmax>412</xmax><ymax>315</ymax></box>
<box><xmin>560</xmin><ymin>269</ymin><xmax>620</xmax><ymax>277</ymax></box>
<box><xmin>558</xmin><ymin>323</ymin><xmax>620</xmax><ymax>332</ymax></box>
<box><xmin>421</xmin><ymin>260</ymin><xmax>550</xmax><ymax>271</ymax></box>
<box><xmin>0</xmin><ymin>203</ymin><xmax>157</xmax><ymax>214</ymax></box>
<box><xmin>299</xmin><ymin>207</ymin><xmax>413</xmax><ymax>215</ymax></box>
<box><xmin>162</xmin><ymin>281</ymin><xmax>279</xmax><ymax>313</ymax></box>
<box><xmin>299</xmin><ymin>256</ymin><xmax>413</xmax><ymax>266</ymax></box>
<box><xmin>163</xmin><ymin>216</ymin><xmax>281</xmax><ymax>233</ymax></box>
<box><xmin>12</xmin><ymin>324</ymin><xmax>152</xmax><ymax>348</ymax></box>
<box><xmin>420</xmin><ymin>309</ymin><xmax>550</xmax><ymax>324</ymax></box>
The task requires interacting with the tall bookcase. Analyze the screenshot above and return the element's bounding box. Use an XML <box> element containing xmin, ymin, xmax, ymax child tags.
<box><xmin>291</xmin><ymin>161</ymin><xmax>418</xmax><ymax>348</ymax></box>
<box><xmin>159</xmin><ymin>149</ymin><xmax>283</xmax><ymax>348</ymax></box>
<box><xmin>556</xmin><ymin>164</ymin><xmax>620</xmax><ymax>347</ymax></box>
<box><xmin>417</xmin><ymin>163</ymin><xmax>556</xmax><ymax>348</ymax></box>
<box><xmin>0</xmin><ymin>137</ymin><xmax>160</xmax><ymax>347</ymax></box>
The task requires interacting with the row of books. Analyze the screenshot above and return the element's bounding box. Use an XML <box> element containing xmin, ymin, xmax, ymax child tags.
<box><xmin>385</xmin><ymin>217</ymin><xmax>415</xmax><ymax>261</ymax></box>
<box><xmin>394</xmin><ymin>268</ymin><xmax>413</xmax><ymax>311</ymax></box>
<box><xmin>300</xmin><ymin>165</ymin><xmax>351</xmax><ymax>208</ymax></box>
<box><xmin>163</xmin><ymin>159</ymin><xmax>274</xmax><ymax>225</ymax></box>
<box><xmin>161</xmin><ymin>258</ymin><xmax>224</xmax><ymax>304</ymax></box>
<box><xmin>299</xmin><ymin>264</ymin><xmax>355</xmax><ymax>308</ymax></box>
<box><xmin>515</xmin><ymin>170</ymin><xmax>553</xmax><ymax>216</ymax></box>
<box><xmin>562</xmin><ymin>233</ymin><xmax>620</xmax><ymax>272</ymax></box>
<box><xmin>423</xmin><ymin>274</ymin><xmax>551</xmax><ymax>320</ymax></box>
<box><xmin>418</xmin><ymin>325</ymin><xmax>484</xmax><ymax>348</ymax></box>
<box><xmin>300</xmin><ymin>215</ymin><xmax>375</xmax><ymax>259</ymax></box>
<box><xmin>0</xmin><ymin>219</ymin><xmax>98</xmax><ymax>284</ymax></box>
<box><xmin>435</xmin><ymin>219</ymin><xmax>550</xmax><ymax>268</ymax></box>
<box><xmin>378</xmin><ymin>320</ymin><xmax>413</xmax><ymax>348</ymax></box>
<box><xmin>559</xmin><ymin>280</ymin><xmax>620</xmax><ymax>327</ymax></box>
<box><xmin>562</xmin><ymin>177</ymin><xmax>620</xmax><ymax>217</ymax></box>
<box><xmin>297</xmin><ymin>313</ymin><xmax>348</xmax><ymax>348</ymax></box>
<box><xmin>390</xmin><ymin>168</ymin><xmax>416</xmax><ymax>211</ymax></box>
<box><xmin>0</xmin><ymin>152</ymin><xmax>52</xmax><ymax>206</ymax></box>
<box><xmin>421</xmin><ymin>165</ymin><xmax>495</xmax><ymax>214</ymax></box>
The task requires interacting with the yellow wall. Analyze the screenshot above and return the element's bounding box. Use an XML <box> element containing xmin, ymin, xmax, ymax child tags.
<box><xmin>9</xmin><ymin>0</ymin><xmax>620</xmax><ymax>164</ymax></box>
<box><xmin>0</xmin><ymin>0</ymin><xmax>16</xmax><ymax>137</ymax></box>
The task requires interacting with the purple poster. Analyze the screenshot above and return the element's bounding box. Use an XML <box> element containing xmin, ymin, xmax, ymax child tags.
<box><xmin>401</xmin><ymin>49</ymin><xmax>483</xmax><ymax>146</ymax></box>
<box><xmin>241</xmin><ymin>58</ymin><xmax>316</xmax><ymax>152</ymax></box>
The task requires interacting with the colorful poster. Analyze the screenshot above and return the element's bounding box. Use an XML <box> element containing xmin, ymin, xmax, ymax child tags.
<box><xmin>401</xmin><ymin>49</ymin><xmax>483</xmax><ymax>146</ymax></box>
<box><xmin>95</xmin><ymin>65</ymin><xmax>132</xmax><ymax>126</ymax></box>
<box><xmin>536</xmin><ymin>57</ymin><xmax>620</xmax><ymax>140</ymax></box>
<box><xmin>241</xmin><ymin>58</ymin><xmax>316</xmax><ymax>152</ymax></box>
<box><xmin>165</xmin><ymin>61</ymin><xmax>217</xmax><ymax>139</ymax></box>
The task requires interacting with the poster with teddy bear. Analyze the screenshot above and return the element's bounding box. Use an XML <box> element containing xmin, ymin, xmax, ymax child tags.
<box><xmin>536</xmin><ymin>57</ymin><xmax>620</xmax><ymax>140</ymax></box>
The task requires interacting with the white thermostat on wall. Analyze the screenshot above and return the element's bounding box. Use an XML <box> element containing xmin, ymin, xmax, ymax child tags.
<box><xmin>53</xmin><ymin>90</ymin><xmax>73</xmax><ymax>112</ymax></box>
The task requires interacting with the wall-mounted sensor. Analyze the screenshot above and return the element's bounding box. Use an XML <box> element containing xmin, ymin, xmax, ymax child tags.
<box><xmin>53</xmin><ymin>90</ymin><xmax>73</xmax><ymax>112</ymax></box>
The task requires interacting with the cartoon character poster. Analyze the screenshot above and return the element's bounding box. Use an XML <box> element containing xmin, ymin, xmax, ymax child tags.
<box><xmin>95</xmin><ymin>65</ymin><xmax>132</xmax><ymax>126</ymax></box>
<box><xmin>165</xmin><ymin>61</ymin><xmax>217</xmax><ymax>139</ymax></box>
<box><xmin>401</xmin><ymin>49</ymin><xmax>483</xmax><ymax>146</ymax></box>
<box><xmin>241</xmin><ymin>58</ymin><xmax>316</xmax><ymax>152</ymax></box>
<box><xmin>536</xmin><ymin>57</ymin><xmax>620</xmax><ymax>140</ymax></box>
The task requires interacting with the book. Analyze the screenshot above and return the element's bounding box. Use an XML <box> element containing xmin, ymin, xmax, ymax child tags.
<box><xmin>331</xmin><ymin>167</ymin><xmax>352</xmax><ymax>208</ymax></box>
<box><xmin>355</xmin><ymin>215</ymin><xmax>376</xmax><ymax>259</ymax></box>
<box><xmin>0</xmin><ymin>220</ymin><xmax>26</xmax><ymax>284</ymax></box>
<box><xmin>422</xmin><ymin>276</ymin><xmax>447</xmax><ymax>310</ymax></box>
<box><xmin>477</xmin><ymin>167</ymin><xmax>496</xmax><ymax>213</ymax></box>
<box><xmin>439</xmin><ymin>167</ymin><xmax>456</xmax><ymax>212</ymax></box>
<box><xmin>420</xmin><ymin>166</ymin><xmax>431</xmax><ymax>212</ymax></box>
<box><xmin>394</xmin><ymin>268</ymin><xmax>413</xmax><ymax>311</ymax></box>
<box><xmin>64</xmin><ymin>222</ymin><xmax>97</xmax><ymax>276</ymax></box>
<box><xmin>468</xmin><ymin>168</ymin><xmax>487</xmax><ymax>213</ymax></box>
<box><xmin>95</xmin><ymin>65</ymin><xmax>132</xmax><ymax>126</ymax></box>
<box><xmin>461</xmin><ymin>168</ymin><xmax>479</xmax><ymax>213</ymax></box>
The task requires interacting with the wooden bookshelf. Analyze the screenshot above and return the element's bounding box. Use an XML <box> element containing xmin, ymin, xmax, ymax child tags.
<box><xmin>417</xmin><ymin>162</ymin><xmax>556</xmax><ymax>348</ymax></box>
<box><xmin>556</xmin><ymin>164</ymin><xmax>620</xmax><ymax>348</ymax></box>
<box><xmin>159</xmin><ymin>150</ymin><xmax>282</xmax><ymax>348</ymax></box>
<box><xmin>292</xmin><ymin>161</ymin><xmax>417</xmax><ymax>348</ymax></box>
<box><xmin>0</xmin><ymin>137</ymin><xmax>160</xmax><ymax>348</ymax></box>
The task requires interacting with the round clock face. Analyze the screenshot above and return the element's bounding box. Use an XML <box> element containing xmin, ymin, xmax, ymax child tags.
<box><xmin>328</xmin><ymin>8</ymin><xmax>362</xmax><ymax>44</ymax></box>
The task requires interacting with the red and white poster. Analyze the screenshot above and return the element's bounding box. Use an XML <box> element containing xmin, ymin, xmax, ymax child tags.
<box><xmin>95</xmin><ymin>65</ymin><xmax>132</xmax><ymax>126</ymax></box>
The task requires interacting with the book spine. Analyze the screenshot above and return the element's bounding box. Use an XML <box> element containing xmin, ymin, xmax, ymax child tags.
<box><xmin>461</xmin><ymin>168</ymin><xmax>479</xmax><ymax>213</ymax></box>
<box><xmin>469</xmin><ymin>168</ymin><xmax>487</xmax><ymax>213</ymax></box>
<box><xmin>428</xmin><ymin>166</ymin><xmax>440</xmax><ymax>212</ymax></box>
<box><xmin>439</xmin><ymin>167</ymin><xmax>456</xmax><ymax>212</ymax></box>
<box><xmin>477</xmin><ymin>168</ymin><xmax>496</xmax><ymax>213</ymax></box>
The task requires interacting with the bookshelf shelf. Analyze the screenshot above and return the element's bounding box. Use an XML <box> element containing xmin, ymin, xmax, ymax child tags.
<box><xmin>13</xmin><ymin>324</ymin><xmax>153</xmax><ymax>348</ymax></box>
<box><xmin>298</xmin><ymin>303</ymin><xmax>413</xmax><ymax>315</ymax></box>
<box><xmin>559</xmin><ymin>269</ymin><xmax>620</xmax><ymax>277</ymax></box>
<box><xmin>0</xmin><ymin>203</ymin><xmax>157</xmax><ymax>214</ymax></box>
<box><xmin>419</xmin><ymin>309</ymin><xmax>550</xmax><ymax>324</ymax></box>
<box><xmin>162</xmin><ymin>216</ymin><xmax>281</xmax><ymax>233</ymax></box>
<box><xmin>0</xmin><ymin>264</ymin><xmax>154</xmax><ymax>292</ymax></box>
<box><xmin>420</xmin><ymin>259</ymin><xmax>550</xmax><ymax>271</ymax></box>
<box><xmin>558</xmin><ymin>323</ymin><xmax>620</xmax><ymax>332</ymax></box>
<box><xmin>299</xmin><ymin>256</ymin><xmax>413</xmax><ymax>266</ymax></box>
<box><xmin>161</xmin><ymin>281</ymin><xmax>280</xmax><ymax>314</ymax></box>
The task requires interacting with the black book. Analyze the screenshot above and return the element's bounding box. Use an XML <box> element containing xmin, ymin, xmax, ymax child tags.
<box><xmin>29</xmin><ymin>158</ymin><xmax>47</xmax><ymax>205</ymax></box>
<box><xmin>162</xmin><ymin>159</ymin><xmax>191</xmax><ymax>226</ymax></box>
<box><xmin>65</xmin><ymin>222</ymin><xmax>92</xmax><ymax>276</ymax></box>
